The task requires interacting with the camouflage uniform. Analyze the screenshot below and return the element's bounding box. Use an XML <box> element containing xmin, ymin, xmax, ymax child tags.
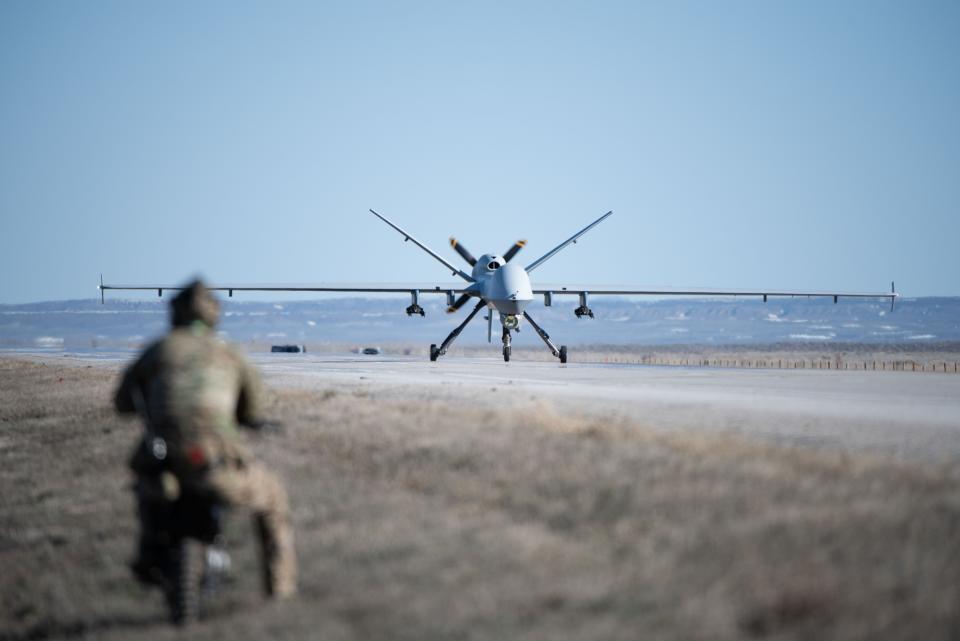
<box><xmin>115</xmin><ymin>281</ymin><xmax>296</xmax><ymax>597</ymax></box>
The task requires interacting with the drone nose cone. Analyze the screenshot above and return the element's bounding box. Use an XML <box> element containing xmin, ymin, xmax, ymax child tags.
<box><xmin>496</xmin><ymin>298</ymin><xmax>530</xmax><ymax>315</ymax></box>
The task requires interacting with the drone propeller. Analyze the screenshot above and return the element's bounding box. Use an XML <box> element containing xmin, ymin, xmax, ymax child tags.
<box><xmin>449</xmin><ymin>238</ymin><xmax>477</xmax><ymax>266</ymax></box>
<box><xmin>503</xmin><ymin>240</ymin><xmax>527</xmax><ymax>262</ymax></box>
<box><xmin>447</xmin><ymin>293</ymin><xmax>473</xmax><ymax>313</ymax></box>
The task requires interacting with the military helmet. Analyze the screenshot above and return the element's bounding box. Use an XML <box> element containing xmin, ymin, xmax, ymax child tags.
<box><xmin>171</xmin><ymin>279</ymin><xmax>220</xmax><ymax>328</ymax></box>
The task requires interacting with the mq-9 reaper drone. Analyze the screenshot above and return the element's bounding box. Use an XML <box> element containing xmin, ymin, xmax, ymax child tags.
<box><xmin>100</xmin><ymin>210</ymin><xmax>899</xmax><ymax>364</ymax></box>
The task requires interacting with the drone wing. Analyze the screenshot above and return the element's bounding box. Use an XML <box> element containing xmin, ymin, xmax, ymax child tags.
<box><xmin>532</xmin><ymin>283</ymin><xmax>899</xmax><ymax>309</ymax></box>
<box><xmin>99</xmin><ymin>209</ymin><xmax>484</xmax><ymax>305</ymax></box>
<box><xmin>98</xmin><ymin>278</ymin><xmax>476</xmax><ymax>305</ymax></box>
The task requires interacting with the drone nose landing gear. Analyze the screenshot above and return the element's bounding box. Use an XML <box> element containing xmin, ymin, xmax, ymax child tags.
<box><xmin>429</xmin><ymin>303</ymin><xmax>568</xmax><ymax>365</ymax></box>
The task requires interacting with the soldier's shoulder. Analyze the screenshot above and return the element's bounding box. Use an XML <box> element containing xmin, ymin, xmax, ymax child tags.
<box><xmin>222</xmin><ymin>341</ymin><xmax>254</xmax><ymax>366</ymax></box>
<box><xmin>195</xmin><ymin>332</ymin><xmax>252</xmax><ymax>365</ymax></box>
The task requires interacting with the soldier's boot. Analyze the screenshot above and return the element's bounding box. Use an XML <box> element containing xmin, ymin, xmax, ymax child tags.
<box><xmin>255</xmin><ymin>512</ymin><xmax>297</xmax><ymax>598</ymax></box>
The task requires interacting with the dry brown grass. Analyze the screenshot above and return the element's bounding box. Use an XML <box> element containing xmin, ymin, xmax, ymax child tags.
<box><xmin>1</xmin><ymin>357</ymin><xmax>959</xmax><ymax>641</ymax></box>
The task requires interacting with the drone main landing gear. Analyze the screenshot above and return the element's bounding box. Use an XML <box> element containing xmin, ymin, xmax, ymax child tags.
<box><xmin>523</xmin><ymin>312</ymin><xmax>568</xmax><ymax>364</ymax></box>
<box><xmin>430</xmin><ymin>300</ymin><xmax>486</xmax><ymax>362</ymax></box>
<box><xmin>502</xmin><ymin>327</ymin><xmax>511</xmax><ymax>362</ymax></box>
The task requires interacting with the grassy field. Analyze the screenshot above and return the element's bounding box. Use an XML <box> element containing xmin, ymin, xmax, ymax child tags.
<box><xmin>1</xmin><ymin>357</ymin><xmax>959</xmax><ymax>640</ymax></box>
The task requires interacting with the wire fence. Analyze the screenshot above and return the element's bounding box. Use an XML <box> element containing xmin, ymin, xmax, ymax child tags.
<box><xmin>595</xmin><ymin>356</ymin><xmax>960</xmax><ymax>373</ymax></box>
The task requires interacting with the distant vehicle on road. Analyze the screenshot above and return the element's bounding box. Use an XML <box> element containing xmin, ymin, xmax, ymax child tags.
<box><xmin>271</xmin><ymin>345</ymin><xmax>306</xmax><ymax>353</ymax></box>
<box><xmin>362</xmin><ymin>347</ymin><xmax>382</xmax><ymax>355</ymax></box>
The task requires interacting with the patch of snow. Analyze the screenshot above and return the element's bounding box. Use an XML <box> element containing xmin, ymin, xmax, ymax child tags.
<box><xmin>765</xmin><ymin>313</ymin><xmax>786</xmax><ymax>322</ymax></box>
<box><xmin>810</xmin><ymin>325</ymin><xmax>833</xmax><ymax>330</ymax></box>
<box><xmin>842</xmin><ymin>323</ymin><xmax>861</xmax><ymax>328</ymax></box>
<box><xmin>266</xmin><ymin>332</ymin><xmax>287</xmax><ymax>338</ymax></box>
<box><xmin>35</xmin><ymin>336</ymin><xmax>64</xmax><ymax>346</ymax></box>
<box><xmin>273</xmin><ymin>304</ymin><xmax>284</xmax><ymax>310</ymax></box>
<box><xmin>789</xmin><ymin>333</ymin><xmax>835</xmax><ymax>341</ymax></box>
<box><xmin>907</xmin><ymin>334</ymin><xmax>936</xmax><ymax>340</ymax></box>
<box><xmin>669</xmin><ymin>327</ymin><xmax>689</xmax><ymax>333</ymax></box>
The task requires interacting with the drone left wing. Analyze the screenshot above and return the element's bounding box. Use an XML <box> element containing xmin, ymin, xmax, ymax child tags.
<box><xmin>532</xmin><ymin>282</ymin><xmax>900</xmax><ymax>314</ymax></box>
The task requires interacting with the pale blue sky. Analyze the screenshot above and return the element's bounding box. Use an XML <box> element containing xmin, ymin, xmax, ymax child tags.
<box><xmin>1</xmin><ymin>1</ymin><xmax>958</xmax><ymax>303</ymax></box>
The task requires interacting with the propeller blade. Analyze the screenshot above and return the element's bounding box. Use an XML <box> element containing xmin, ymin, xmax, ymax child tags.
<box><xmin>503</xmin><ymin>240</ymin><xmax>527</xmax><ymax>262</ymax></box>
<box><xmin>447</xmin><ymin>293</ymin><xmax>473</xmax><ymax>313</ymax></box>
<box><xmin>449</xmin><ymin>237</ymin><xmax>477</xmax><ymax>266</ymax></box>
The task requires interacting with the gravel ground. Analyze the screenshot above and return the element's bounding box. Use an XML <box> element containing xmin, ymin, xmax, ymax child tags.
<box><xmin>1</xmin><ymin>356</ymin><xmax>959</xmax><ymax>641</ymax></box>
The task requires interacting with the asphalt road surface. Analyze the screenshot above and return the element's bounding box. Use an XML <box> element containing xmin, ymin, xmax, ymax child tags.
<box><xmin>248</xmin><ymin>354</ymin><xmax>960</xmax><ymax>463</ymax></box>
<box><xmin>19</xmin><ymin>349</ymin><xmax>956</xmax><ymax>462</ymax></box>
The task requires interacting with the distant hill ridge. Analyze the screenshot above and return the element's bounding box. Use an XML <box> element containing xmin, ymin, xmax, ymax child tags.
<box><xmin>1</xmin><ymin>296</ymin><xmax>958</xmax><ymax>348</ymax></box>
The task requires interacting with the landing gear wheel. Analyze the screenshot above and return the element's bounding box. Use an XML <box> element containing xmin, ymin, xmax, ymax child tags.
<box><xmin>559</xmin><ymin>345</ymin><xmax>567</xmax><ymax>364</ymax></box>
<box><xmin>503</xmin><ymin>345</ymin><xmax>511</xmax><ymax>362</ymax></box>
<box><xmin>429</xmin><ymin>344</ymin><xmax>439</xmax><ymax>362</ymax></box>
<box><xmin>166</xmin><ymin>538</ymin><xmax>203</xmax><ymax>625</ymax></box>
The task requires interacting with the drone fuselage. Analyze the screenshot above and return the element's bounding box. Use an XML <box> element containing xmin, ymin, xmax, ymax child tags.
<box><xmin>471</xmin><ymin>254</ymin><xmax>533</xmax><ymax>318</ymax></box>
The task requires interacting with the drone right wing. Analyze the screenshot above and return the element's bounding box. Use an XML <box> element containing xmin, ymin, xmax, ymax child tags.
<box><xmin>97</xmin><ymin>276</ymin><xmax>477</xmax><ymax>317</ymax></box>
